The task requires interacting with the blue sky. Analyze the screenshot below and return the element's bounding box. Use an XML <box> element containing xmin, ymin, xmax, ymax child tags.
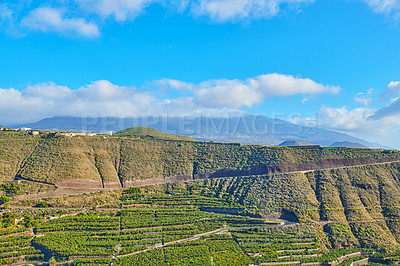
<box><xmin>1</xmin><ymin>0</ymin><xmax>400</xmax><ymax>147</ymax></box>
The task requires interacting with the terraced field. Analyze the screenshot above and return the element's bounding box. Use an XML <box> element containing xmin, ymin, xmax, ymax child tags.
<box><xmin>0</xmin><ymin>231</ymin><xmax>44</xmax><ymax>265</ymax></box>
<box><xmin>25</xmin><ymin>189</ymin><xmax>274</xmax><ymax>265</ymax></box>
<box><xmin>231</xmin><ymin>227</ymin><xmax>374</xmax><ymax>265</ymax></box>
<box><xmin>2</xmin><ymin>183</ymin><xmax>399</xmax><ymax>265</ymax></box>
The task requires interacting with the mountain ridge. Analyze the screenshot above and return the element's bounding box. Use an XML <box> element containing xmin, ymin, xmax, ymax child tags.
<box><xmin>9</xmin><ymin>115</ymin><xmax>387</xmax><ymax>148</ymax></box>
<box><xmin>330</xmin><ymin>141</ymin><xmax>368</xmax><ymax>148</ymax></box>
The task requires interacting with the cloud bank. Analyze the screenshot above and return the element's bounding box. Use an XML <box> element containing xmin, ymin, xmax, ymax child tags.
<box><xmin>3</xmin><ymin>77</ymin><xmax>400</xmax><ymax>147</ymax></box>
<box><xmin>380</xmin><ymin>81</ymin><xmax>400</xmax><ymax>99</ymax></box>
<box><xmin>0</xmin><ymin>74</ymin><xmax>337</xmax><ymax>125</ymax></box>
<box><xmin>1</xmin><ymin>0</ymin><xmax>397</xmax><ymax>37</ymax></box>
<box><xmin>191</xmin><ymin>0</ymin><xmax>315</xmax><ymax>22</ymax></box>
<box><xmin>287</xmin><ymin>81</ymin><xmax>400</xmax><ymax>147</ymax></box>
<box><xmin>192</xmin><ymin>74</ymin><xmax>339</xmax><ymax>108</ymax></box>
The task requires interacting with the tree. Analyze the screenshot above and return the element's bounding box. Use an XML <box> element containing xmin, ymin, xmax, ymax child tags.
<box><xmin>49</xmin><ymin>257</ymin><xmax>57</xmax><ymax>266</ymax></box>
<box><xmin>127</xmin><ymin>187</ymin><xmax>141</xmax><ymax>194</ymax></box>
<box><xmin>2</xmin><ymin>212</ymin><xmax>16</xmax><ymax>227</ymax></box>
<box><xmin>23</xmin><ymin>215</ymin><xmax>39</xmax><ymax>228</ymax></box>
<box><xmin>1</xmin><ymin>183</ymin><xmax>20</xmax><ymax>196</ymax></box>
<box><xmin>38</xmin><ymin>201</ymin><xmax>49</xmax><ymax>208</ymax></box>
<box><xmin>0</xmin><ymin>195</ymin><xmax>10</xmax><ymax>205</ymax></box>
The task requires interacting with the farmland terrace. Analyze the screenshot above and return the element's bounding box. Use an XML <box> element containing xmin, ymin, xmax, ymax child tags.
<box><xmin>1</xmin><ymin>180</ymin><xmax>400</xmax><ymax>265</ymax></box>
<box><xmin>2</xmin><ymin>131</ymin><xmax>400</xmax><ymax>264</ymax></box>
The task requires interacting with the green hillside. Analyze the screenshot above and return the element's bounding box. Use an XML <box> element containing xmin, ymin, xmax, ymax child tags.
<box><xmin>1</xmin><ymin>131</ymin><xmax>400</xmax><ymax>251</ymax></box>
<box><xmin>1</xmin><ymin>132</ymin><xmax>399</xmax><ymax>189</ymax></box>
<box><xmin>198</xmin><ymin>162</ymin><xmax>400</xmax><ymax>248</ymax></box>
<box><xmin>2</xmin><ymin>178</ymin><xmax>400</xmax><ymax>265</ymax></box>
<box><xmin>0</xmin><ymin>132</ymin><xmax>40</xmax><ymax>182</ymax></box>
<box><xmin>115</xmin><ymin>127</ymin><xmax>197</xmax><ymax>141</ymax></box>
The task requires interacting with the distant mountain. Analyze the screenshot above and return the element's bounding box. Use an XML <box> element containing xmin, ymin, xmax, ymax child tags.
<box><xmin>330</xmin><ymin>141</ymin><xmax>368</xmax><ymax>148</ymax></box>
<box><xmin>278</xmin><ymin>140</ymin><xmax>314</xmax><ymax>147</ymax></box>
<box><xmin>9</xmin><ymin>115</ymin><xmax>385</xmax><ymax>147</ymax></box>
<box><xmin>115</xmin><ymin>127</ymin><xmax>197</xmax><ymax>141</ymax></box>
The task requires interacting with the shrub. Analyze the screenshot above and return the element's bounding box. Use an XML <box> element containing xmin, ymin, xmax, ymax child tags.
<box><xmin>0</xmin><ymin>195</ymin><xmax>10</xmax><ymax>205</ymax></box>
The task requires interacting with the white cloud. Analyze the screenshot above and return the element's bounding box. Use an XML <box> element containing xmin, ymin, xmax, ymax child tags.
<box><xmin>0</xmin><ymin>3</ymin><xmax>19</xmax><ymax>35</ymax></box>
<box><xmin>193</xmin><ymin>73</ymin><xmax>340</xmax><ymax>108</ymax></box>
<box><xmin>4</xmin><ymin>0</ymin><xmax>400</xmax><ymax>38</ymax></box>
<box><xmin>69</xmin><ymin>0</ymin><xmax>317</xmax><ymax>24</ymax></box>
<box><xmin>0</xmin><ymin>74</ymin><xmax>337</xmax><ymax>124</ymax></box>
<box><xmin>0</xmin><ymin>80</ymin><xmax>242</xmax><ymax>125</ymax></box>
<box><xmin>0</xmin><ymin>81</ymin><xmax>147</xmax><ymax>124</ymax></box>
<box><xmin>154</xmin><ymin>79</ymin><xmax>195</xmax><ymax>91</ymax></box>
<box><xmin>1</xmin><ymin>0</ymin><xmax>318</xmax><ymax>38</ymax></box>
<box><xmin>76</xmin><ymin>0</ymin><xmax>157</xmax><ymax>22</ymax></box>
<box><xmin>302</xmin><ymin>97</ymin><xmax>311</xmax><ymax>104</ymax></box>
<box><xmin>191</xmin><ymin>0</ymin><xmax>315</xmax><ymax>21</ymax></box>
<box><xmin>318</xmin><ymin>106</ymin><xmax>377</xmax><ymax>131</ymax></box>
<box><xmin>380</xmin><ymin>81</ymin><xmax>400</xmax><ymax>99</ymax></box>
<box><xmin>308</xmin><ymin>104</ymin><xmax>400</xmax><ymax>148</ymax></box>
<box><xmin>354</xmin><ymin>96</ymin><xmax>372</xmax><ymax>106</ymax></box>
<box><xmin>0</xmin><ymin>4</ymin><xmax>13</xmax><ymax>26</ymax></box>
<box><xmin>370</xmin><ymin>97</ymin><xmax>400</xmax><ymax>119</ymax></box>
<box><xmin>354</xmin><ymin>89</ymin><xmax>374</xmax><ymax>106</ymax></box>
<box><xmin>287</xmin><ymin>82</ymin><xmax>400</xmax><ymax>148</ymax></box>
<box><xmin>364</xmin><ymin>0</ymin><xmax>400</xmax><ymax>18</ymax></box>
<box><xmin>194</xmin><ymin>79</ymin><xmax>261</xmax><ymax>108</ymax></box>
<box><xmin>285</xmin><ymin>96</ymin><xmax>400</xmax><ymax>148</ymax></box>
<box><xmin>75</xmin><ymin>0</ymin><xmax>315</xmax><ymax>22</ymax></box>
<box><xmin>255</xmin><ymin>73</ymin><xmax>340</xmax><ymax>95</ymax></box>
<box><xmin>21</xmin><ymin>7</ymin><xmax>99</xmax><ymax>38</ymax></box>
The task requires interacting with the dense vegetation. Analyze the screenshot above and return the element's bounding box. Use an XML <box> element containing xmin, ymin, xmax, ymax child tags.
<box><xmin>0</xmin><ymin>234</ymin><xmax>44</xmax><ymax>265</ymax></box>
<box><xmin>2</xmin><ymin>179</ymin><xmax>400</xmax><ymax>265</ymax></box>
<box><xmin>197</xmin><ymin>163</ymin><xmax>400</xmax><ymax>249</ymax></box>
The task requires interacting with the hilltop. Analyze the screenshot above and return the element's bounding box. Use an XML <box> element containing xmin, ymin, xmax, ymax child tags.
<box><xmin>114</xmin><ymin>127</ymin><xmax>197</xmax><ymax>141</ymax></box>
<box><xmin>278</xmin><ymin>140</ymin><xmax>314</xmax><ymax>146</ymax></box>
<box><xmin>331</xmin><ymin>141</ymin><xmax>368</xmax><ymax>148</ymax></box>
